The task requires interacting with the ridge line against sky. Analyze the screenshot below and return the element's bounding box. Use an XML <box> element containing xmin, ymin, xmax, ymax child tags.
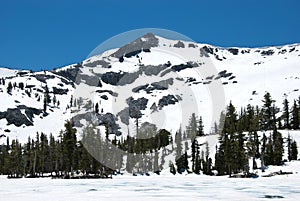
<box><xmin>0</xmin><ymin>0</ymin><xmax>299</xmax><ymax>71</ymax></box>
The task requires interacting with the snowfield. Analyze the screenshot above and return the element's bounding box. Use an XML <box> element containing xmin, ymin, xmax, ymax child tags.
<box><xmin>1</xmin><ymin>162</ymin><xmax>300</xmax><ymax>201</ymax></box>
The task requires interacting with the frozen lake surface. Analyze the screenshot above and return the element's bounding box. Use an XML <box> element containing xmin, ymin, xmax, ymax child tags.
<box><xmin>1</xmin><ymin>174</ymin><xmax>300</xmax><ymax>201</ymax></box>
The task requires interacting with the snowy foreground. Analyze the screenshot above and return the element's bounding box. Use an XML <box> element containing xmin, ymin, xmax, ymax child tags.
<box><xmin>1</xmin><ymin>161</ymin><xmax>300</xmax><ymax>201</ymax></box>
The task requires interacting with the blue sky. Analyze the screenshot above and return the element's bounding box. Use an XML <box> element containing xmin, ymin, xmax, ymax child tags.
<box><xmin>0</xmin><ymin>0</ymin><xmax>299</xmax><ymax>71</ymax></box>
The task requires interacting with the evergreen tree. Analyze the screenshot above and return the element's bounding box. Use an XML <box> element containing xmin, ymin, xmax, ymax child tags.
<box><xmin>53</xmin><ymin>95</ymin><xmax>57</xmax><ymax>106</ymax></box>
<box><xmin>175</xmin><ymin>128</ymin><xmax>183</xmax><ymax>162</ymax></box>
<box><xmin>44</xmin><ymin>84</ymin><xmax>51</xmax><ymax>104</ymax></box>
<box><xmin>187</xmin><ymin>113</ymin><xmax>197</xmax><ymax>139</ymax></box>
<box><xmin>291</xmin><ymin>100</ymin><xmax>299</xmax><ymax>129</ymax></box>
<box><xmin>169</xmin><ymin>161</ymin><xmax>176</xmax><ymax>175</ymax></box>
<box><xmin>43</xmin><ymin>96</ymin><xmax>47</xmax><ymax>113</ymax></box>
<box><xmin>282</xmin><ymin>98</ymin><xmax>290</xmax><ymax>129</ymax></box>
<box><xmin>272</xmin><ymin>128</ymin><xmax>284</xmax><ymax>165</ymax></box>
<box><xmin>291</xmin><ymin>140</ymin><xmax>298</xmax><ymax>160</ymax></box>
<box><xmin>260</xmin><ymin>133</ymin><xmax>267</xmax><ymax>172</ymax></box>
<box><xmin>62</xmin><ymin>121</ymin><xmax>77</xmax><ymax>175</ymax></box>
<box><xmin>287</xmin><ymin>134</ymin><xmax>292</xmax><ymax>161</ymax></box>
<box><xmin>95</xmin><ymin>102</ymin><xmax>99</xmax><ymax>114</ymax></box>
<box><xmin>261</xmin><ymin>92</ymin><xmax>274</xmax><ymax>130</ymax></box>
<box><xmin>191</xmin><ymin>138</ymin><xmax>199</xmax><ymax>173</ymax></box>
<box><xmin>197</xmin><ymin>116</ymin><xmax>204</xmax><ymax>136</ymax></box>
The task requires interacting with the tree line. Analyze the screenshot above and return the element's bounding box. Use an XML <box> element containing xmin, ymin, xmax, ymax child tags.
<box><xmin>0</xmin><ymin>92</ymin><xmax>299</xmax><ymax>177</ymax></box>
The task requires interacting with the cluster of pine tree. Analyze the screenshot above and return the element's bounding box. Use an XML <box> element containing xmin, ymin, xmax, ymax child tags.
<box><xmin>0</xmin><ymin>120</ymin><xmax>174</xmax><ymax>177</ymax></box>
<box><xmin>0</xmin><ymin>91</ymin><xmax>299</xmax><ymax>177</ymax></box>
<box><xmin>0</xmin><ymin>121</ymin><xmax>114</xmax><ymax>178</ymax></box>
<box><xmin>169</xmin><ymin>92</ymin><xmax>299</xmax><ymax>176</ymax></box>
<box><xmin>214</xmin><ymin>92</ymin><xmax>299</xmax><ymax>176</ymax></box>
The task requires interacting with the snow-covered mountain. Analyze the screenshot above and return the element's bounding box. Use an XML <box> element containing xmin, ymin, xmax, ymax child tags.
<box><xmin>0</xmin><ymin>33</ymin><xmax>299</xmax><ymax>143</ymax></box>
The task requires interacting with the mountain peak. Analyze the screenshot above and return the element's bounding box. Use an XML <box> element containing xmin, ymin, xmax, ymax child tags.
<box><xmin>110</xmin><ymin>33</ymin><xmax>159</xmax><ymax>58</ymax></box>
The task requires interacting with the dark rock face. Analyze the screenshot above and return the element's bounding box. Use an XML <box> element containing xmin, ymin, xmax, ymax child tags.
<box><xmin>217</xmin><ymin>70</ymin><xmax>233</xmax><ymax>79</ymax></box>
<box><xmin>96</xmin><ymin>90</ymin><xmax>118</xmax><ymax>97</ymax></box>
<box><xmin>101</xmin><ymin>71</ymin><xmax>125</xmax><ymax>85</ymax></box>
<box><xmin>117</xmin><ymin>72</ymin><xmax>140</xmax><ymax>85</ymax></box>
<box><xmin>111</xmin><ymin>33</ymin><xmax>159</xmax><ymax>58</ymax></box>
<box><xmin>158</xmin><ymin>95</ymin><xmax>178</xmax><ymax>109</ymax></box>
<box><xmin>139</xmin><ymin>122</ymin><xmax>158</xmax><ymax>137</ymax></box>
<box><xmin>261</xmin><ymin>49</ymin><xmax>274</xmax><ymax>56</ymax></box>
<box><xmin>173</xmin><ymin>41</ymin><xmax>185</xmax><ymax>48</ymax></box>
<box><xmin>117</xmin><ymin>107</ymin><xmax>130</xmax><ymax>125</ymax></box>
<box><xmin>188</xmin><ymin>43</ymin><xmax>196</xmax><ymax>48</ymax></box>
<box><xmin>142</xmin><ymin>64</ymin><xmax>170</xmax><ymax>76</ymax></box>
<box><xmin>97</xmin><ymin>113</ymin><xmax>121</xmax><ymax>135</ymax></box>
<box><xmin>52</xmin><ymin>87</ymin><xmax>69</xmax><ymax>95</ymax></box>
<box><xmin>0</xmin><ymin>105</ymin><xmax>43</xmax><ymax>127</ymax></box>
<box><xmin>72</xmin><ymin>112</ymin><xmax>93</xmax><ymax>127</ymax></box>
<box><xmin>84</xmin><ymin>60</ymin><xmax>111</xmax><ymax>68</ymax></box>
<box><xmin>150</xmin><ymin>78</ymin><xmax>173</xmax><ymax>91</ymax></box>
<box><xmin>132</xmin><ymin>78</ymin><xmax>174</xmax><ymax>93</ymax></box>
<box><xmin>73</xmin><ymin>112</ymin><xmax>121</xmax><ymax>135</ymax></box>
<box><xmin>100</xmin><ymin>95</ymin><xmax>108</xmax><ymax>100</ymax></box>
<box><xmin>16</xmin><ymin>71</ymin><xmax>29</xmax><ymax>76</ymax></box>
<box><xmin>54</xmin><ymin>67</ymin><xmax>81</xmax><ymax>83</ymax></box>
<box><xmin>150</xmin><ymin>103</ymin><xmax>158</xmax><ymax>112</ymax></box>
<box><xmin>171</xmin><ymin>62</ymin><xmax>198</xmax><ymax>72</ymax></box>
<box><xmin>77</xmin><ymin>74</ymin><xmax>100</xmax><ymax>86</ymax></box>
<box><xmin>33</xmin><ymin>74</ymin><xmax>56</xmax><ymax>83</ymax></box>
<box><xmin>241</xmin><ymin>49</ymin><xmax>250</xmax><ymax>54</ymax></box>
<box><xmin>101</xmin><ymin>63</ymin><xmax>173</xmax><ymax>86</ymax></box>
<box><xmin>127</xmin><ymin>97</ymin><xmax>148</xmax><ymax>119</ymax></box>
<box><xmin>186</xmin><ymin>77</ymin><xmax>196</xmax><ymax>83</ymax></box>
<box><xmin>228</xmin><ymin>48</ymin><xmax>239</xmax><ymax>55</ymax></box>
<box><xmin>278</xmin><ymin>49</ymin><xmax>287</xmax><ymax>54</ymax></box>
<box><xmin>124</xmin><ymin>50</ymin><xmax>142</xmax><ymax>58</ymax></box>
<box><xmin>200</xmin><ymin>46</ymin><xmax>214</xmax><ymax>57</ymax></box>
<box><xmin>132</xmin><ymin>84</ymin><xmax>149</xmax><ymax>93</ymax></box>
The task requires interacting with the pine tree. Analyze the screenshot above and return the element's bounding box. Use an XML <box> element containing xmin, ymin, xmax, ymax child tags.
<box><xmin>291</xmin><ymin>100</ymin><xmax>299</xmax><ymax>129</ymax></box>
<box><xmin>175</xmin><ymin>128</ymin><xmax>183</xmax><ymax>162</ymax></box>
<box><xmin>62</xmin><ymin>120</ymin><xmax>77</xmax><ymax>175</ymax></box>
<box><xmin>261</xmin><ymin>92</ymin><xmax>274</xmax><ymax>130</ymax></box>
<box><xmin>43</xmin><ymin>96</ymin><xmax>47</xmax><ymax>113</ymax></box>
<box><xmin>44</xmin><ymin>84</ymin><xmax>51</xmax><ymax>104</ymax></box>
<box><xmin>197</xmin><ymin>116</ymin><xmax>204</xmax><ymax>136</ymax></box>
<box><xmin>272</xmin><ymin>128</ymin><xmax>283</xmax><ymax>165</ymax></box>
<box><xmin>53</xmin><ymin>95</ymin><xmax>57</xmax><ymax>106</ymax></box>
<box><xmin>260</xmin><ymin>133</ymin><xmax>267</xmax><ymax>172</ymax></box>
<box><xmin>282</xmin><ymin>98</ymin><xmax>290</xmax><ymax>129</ymax></box>
<box><xmin>187</xmin><ymin>113</ymin><xmax>197</xmax><ymax>139</ymax></box>
<box><xmin>287</xmin><ymin>134</ymin><xmax>292</xmax><ymax>161</ymax></box>
<box><xmin>191</xmin><ymin>139</ymin><xmax>199</xmax><ymax>173</ymax></box>
<box><xmin>95</xmin><ymin>102</ymin><xmax>99</xmax><ymax>114</ymax></box>
<box><xmin>291</xmin><ymin>140</ymin><xmax>298</xmax><ymax>160</ymax></box>
<box><xmin>169</xmin><ymin>161</ymin><xmax>176</xmax><ymax>175</ymax></box>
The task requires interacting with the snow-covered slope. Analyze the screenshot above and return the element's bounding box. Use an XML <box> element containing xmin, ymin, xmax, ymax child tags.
<box><xmin>0</xmin><ymin>33</ymin><xmax>299</xmax><ymax>144</ymax></box>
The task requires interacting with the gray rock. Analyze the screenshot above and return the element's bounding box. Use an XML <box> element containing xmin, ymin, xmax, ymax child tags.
<box><xmin>84</xmin><ymin>60</ymin><xmax>111</xmax><ymax>68</ymax></box>
<box><xmin>200</xmin><ymin>46</ymin><xmax>214</xmax><ymax>57</ymax></box>
<box><xmin>171</xmin><ymin>62</ymin><xmax>198</xmax><ymax>72</ymax></box>
<box><xmin>117</xmin><ymin>107</ymin><xmax>129</xmax><ymax>125</ymax></box>
<box><xmin>0</xmin><ymin>105</ymin><xmax>43</xmax><ymax>127</ymax></box>
<box><xmin>111</xmin><ymin>33</ymin><xmax>159</xmax><ymax>58</ymax></box>
<box><xmin>78</xmin><ymin>74</ymin><xmax>100</xmax><ymax>86</ymax></box>
<box><xmin>96</xmin><ymin>89</ymin><xmax>118</xmax><ymax>97</ymax></box>
<box><xmin>174</xmin><ymin>41</ymin><xmax>185</xmax><ymax>48</ymax></box>
<box><xmin>188</xmin><ymin>43</ymin><xmax>196</xmax><ymax>48</ymax></box>
<box><xmin>127</xmin><ymin>97</ymin><xmax>148</xmax><ymax>119</ymax></box>
<box><xmin>52</xmin><ymin>87</ymin><xmax>69</xmax><ymax>95</ymax></box>
<box><xmin>158</xmin><ymin>95</ymin><xmax>178</xmax><ymax>109</ymax></box>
